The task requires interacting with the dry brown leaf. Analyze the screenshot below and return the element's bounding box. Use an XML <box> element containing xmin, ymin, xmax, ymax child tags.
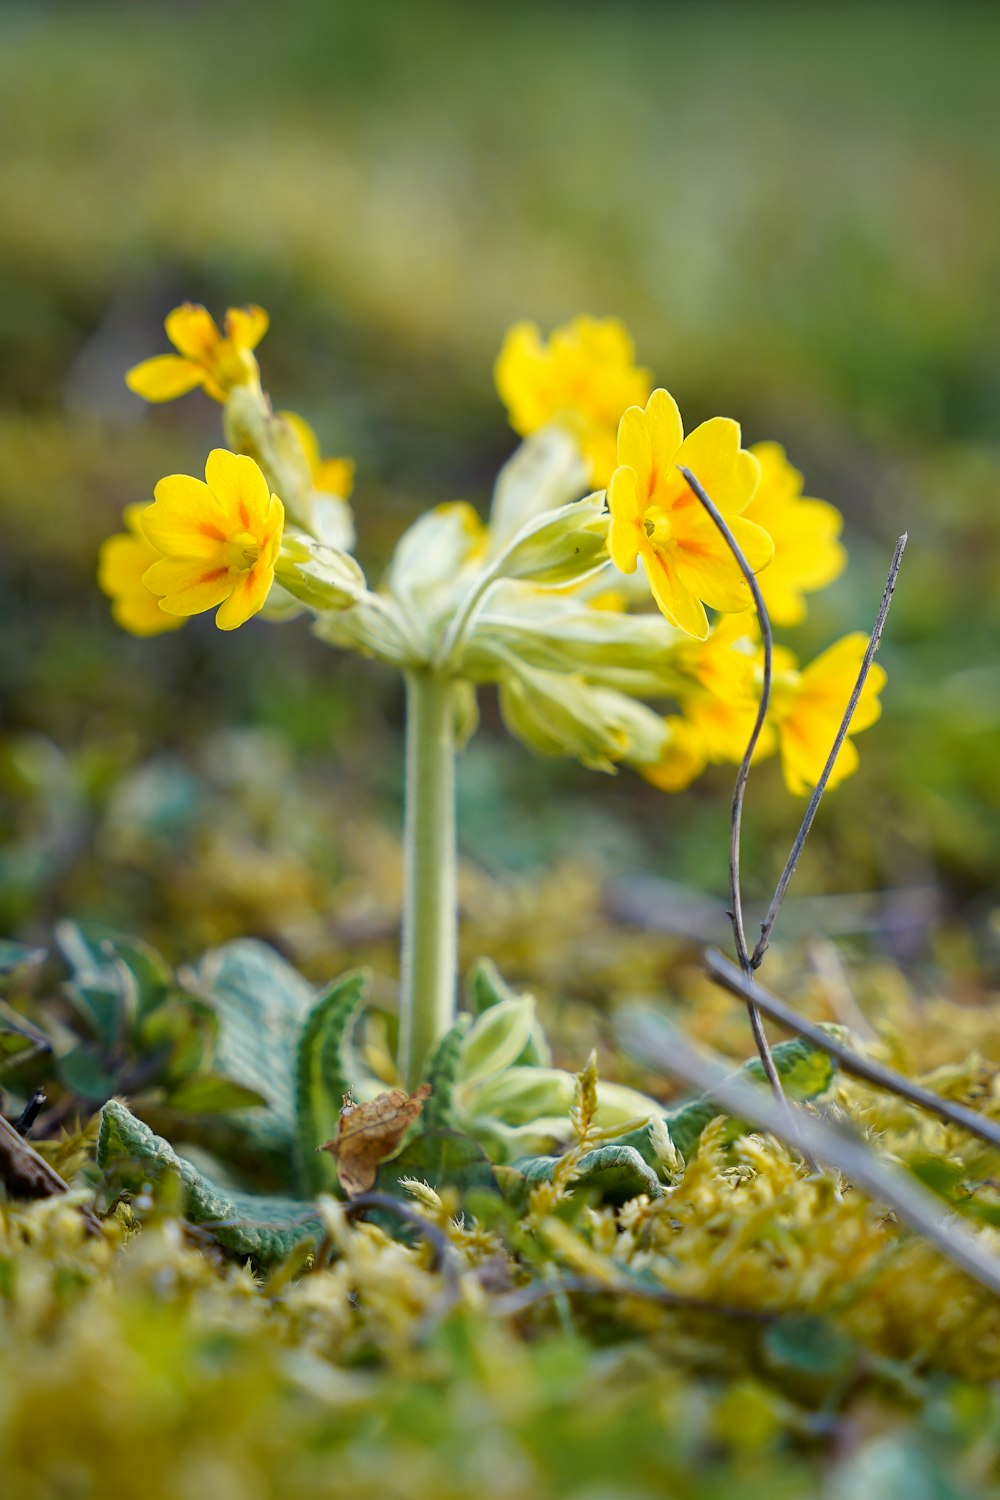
<box><xmin>320</xmin><ymin>1084</ymin><xmax>431</xmax><ymax>1198</ymax></box>
<box><xmin>0</xmin><ymin>1114</ymin><xmax>102</xmax><ymax>1231</ymax></box>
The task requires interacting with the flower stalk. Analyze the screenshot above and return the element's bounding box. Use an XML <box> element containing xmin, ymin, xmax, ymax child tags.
<box><xmin>399</xmin><ymin>667</ymin><xmax>458</xmax><ymax>1088</ymax></box>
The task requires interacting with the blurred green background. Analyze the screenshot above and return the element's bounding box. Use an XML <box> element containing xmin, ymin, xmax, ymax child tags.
<box><xmin>3</xmin><ymin>0</ymin><xmax>1000</xmax><ymax>983</ymax></box>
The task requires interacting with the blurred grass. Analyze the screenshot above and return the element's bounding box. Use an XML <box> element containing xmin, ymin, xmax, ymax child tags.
<box><xmin>2</xmin><ymin>0</ymin><xmax>1000</xmax><ymax>945</ymax></box>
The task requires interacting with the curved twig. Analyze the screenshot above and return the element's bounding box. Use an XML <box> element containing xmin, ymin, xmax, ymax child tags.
<box><xmin>618</xmin><ymin>1008</ymin><xmax>1000</xmax><ymax>1299</ymax></box>
<box><xmin>751</xmin><ymin>535</ymin><xmax>906</xmax><ymax>968</ymax></box>
<box><xmin>705</xmin><ymin>949</ymin><xmax>1000</xmax><ymax>1154</ymax></box>
<box><xmin>677</xmin><ymin>465</ymin><xmax>786</xmax><ymax>1110</ymax></box>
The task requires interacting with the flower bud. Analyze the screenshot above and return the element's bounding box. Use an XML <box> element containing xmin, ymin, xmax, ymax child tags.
<box><xmin>499</xmin><ymin>664</ymin><xmax>667</xmax><ymax>773</ymax></box>
<box><xmin>274</xmin><ymin>536</ymin><xmax>366</xmax><ymax>612</ymax></box>
<box><xmin>497</xmin><ymin>496</ymin><xmax>609</xmax><ymax>588</ymax></box>
<box><xmin>487</xmin><ymin>427</ymin><xmax>589</xmax><ymax>553</ymax></box>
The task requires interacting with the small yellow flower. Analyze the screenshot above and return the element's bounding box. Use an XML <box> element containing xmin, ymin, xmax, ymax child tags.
<box><xmin>280</xmin><ymin>410</ymin><xmax>355</xmax><ymax>499</ymax></box>
<box><xmin>639</xmin><ymin>716</ymin><xmax>708</xmax><ymax>792</ymax></box>
<box><xmin>770</xmin><ymin>633</ymin><xmax>886</xmax><ymax>795</ymax></box>
<box><xmin>139</xmin><ymin>449</ymin><xmax>284</xmax><ymax>631</ymax></box>
<box><xmin>495</xmin><ymin>316</ymin><xmax>652</xmax><ymax>488</ymax></box>
<box><xmin>607</xmin><ymin>389</ymin><xmax>773</xmax><ymax>640</ymax></box>
<box><xmin>126</xmin><ymin>304</ymin><xmax>268</xmax><ymax>403</ymax></box>
<box><xmin>97</xmin><ymin>504</ymin><xmax>185</xmax><ymax>637</ymax></box>
<box><xmin>682</xmin><ymin>617</ymin><xmax>770</xmax><ymax>764</ymax></box>
<box><xmin>743</xmin><ymin>442</ymin><xmax>847</xmax><ymax>625</ymax></box>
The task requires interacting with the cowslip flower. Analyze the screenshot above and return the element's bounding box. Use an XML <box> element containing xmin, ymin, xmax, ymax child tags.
<box><xmin>607</xmin><ymin>389</ymin><xmax>773</xmax><ymax>640</ymax></box>
<box><xmin>743</xmin><ymin>442</ymin><xmax>846</xmax><ymax>625</ymax></box>
<box><xmin>281</xmin><ymin>410</ymin><xmax>355</xmax><ymax>500</ymax></box>
<box><xmin>126</xmin><ymin>304</ymin><xmax>268</xmax><ymax>403</ymax></box>
<box><xmin>97</xmin><ymin>504</ymin><xmax>184</xmax><ymax>637</ymax></box>
<box><xmin>495</xmin><ymin>316</ymin><xmax>652</xmax><ymax>488</ymax></box>
<box><xmin>769</xmin><ymin>633</ymin><xmax>886</xmax><ymax>795</ymax></box>
<box><xmin>140</xmin><ymin>449</ymin><xmax>284</xmax><ymax>631</ymax></box>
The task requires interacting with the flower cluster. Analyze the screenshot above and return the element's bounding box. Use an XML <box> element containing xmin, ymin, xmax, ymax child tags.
<box><xmin>99</xmin><ymin>303</ymin><xmax>885</xmax><ymax>797</ymax></box>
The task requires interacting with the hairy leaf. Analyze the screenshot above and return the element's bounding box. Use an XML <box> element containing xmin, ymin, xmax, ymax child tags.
<box><xmin>98</xmin><ymin>1099</ymin><xmax>320</xmax><ymax>1263</ymax></box>
<box><xmin>294</xmin><ymin>969</ymin><xmax>371</xmax><ymax>1194</ymax></box>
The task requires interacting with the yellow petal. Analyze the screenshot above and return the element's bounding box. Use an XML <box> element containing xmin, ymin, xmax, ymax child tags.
<box><xmin>280</xmin><ymin>409</ymin><xmax>321</xmax><ymax>472</ymax></box>
<box><xmin>225</xmin><ymin>304</ymin><xmax>269</xmax><ymax>352</ymax></box>
<box><xmin>616</xmin><ymin>403</ymin><xmax>653</xmax><ymax>490</ymax></box>
<box><xmin>314</xmin><ymin>456</ymin><xmax>355</xmax><ymax>499</ymax></box>
<box><xmin>780</xmin><ymin>717</ymin><xmax>859</xmax><ymax>796</ymax></box>
<box><xmin>644</xmin><ymin>545</ymin><xmax>708</xmax><ymax>639</ymax></box>
<box><xmin>607</xmin><ymin>467</ymin><xmax>641</xmax><ymax>573</ymax></box>
<box><xmin>125</xmin><ymin>355</ymin><xmax>204</xmax><ymax>402</ymax></box>
<box><xmin>639</xmin><ymin>716</ymin><xmax>707</xmax><ymax>792</ymax></box>
<box><xmin>111</xmin><ymin>590</ymin><xmax>186</xmax><ymax>637</ymax></box>
<box><xmin>645</xmin><ymin>388</ymin><xmax>684</xmax><ymax>468</ymax></box>
<box><xmin>165</xmin><ymin>303</ymin><xmax>220</xmax><ymax>362</ymax></box>
<box><xmin>143</xmin><ymin>557</ymin><xmax>232</xmax><ymax>614</ymax></box>
<box><xmin>204</xmin><ymin>448</ymin><xmax>272</xmax><ymax>531</ymax></box>
<box><xmin>214</xmin><ymin>563</ymin><xmax>273</xmax><ymax>630</ymax></box>
<box><xmin>142</xmin><ymin>475</ymin><xmax>230</xmax><ymax>558</ymax></box>
<box><xmin>97</xmin><ymin>533</ymin><xmax>152</xmax><ymax>598</ymax></box>
<box><xmin>675</xmin><ymin>420</ymin><xmax>760</xmax><ymax>515</ymax></box>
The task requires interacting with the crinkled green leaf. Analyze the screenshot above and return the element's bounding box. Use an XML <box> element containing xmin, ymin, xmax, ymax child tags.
<box><xmin>194</xmin><ymin>940</ymin><xmax>315</xmax><ymax>1157</ymax></box>
<box><xmin>503</xmin><ymin>1143</ymin><xmax>662</xmax><ymax>1207</ymax></box>
<box><xmin>98</xmin><ymin>1099</ymin><xmax>320</xmax><ymax>1264</ymax></box>
<box><xmin>615</xmin><ymin>1035</ymin><xmax>837</xmax><ymax>1172</ymax></box>
<box><xmin>421</xmin><ymin>1014</ymin><xmax>471</xmax><ymax>1132</ymax></box>
<box><xmin>294</xmin><ymin>968</ymin><xmax>371</xmax><ymax>1195</ymax></box>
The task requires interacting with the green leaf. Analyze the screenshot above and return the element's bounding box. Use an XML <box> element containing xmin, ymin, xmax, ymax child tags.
<box><xmin>55</xmin><ymin>921</ymin><xmax>175</xmax><ymax>1047</ymax></box>
<box><xmin>57</xmin><ymin>1044</ymin><xmax>122</xmax><ymax>1103</ymax></box>
<box><xmin>194</xmin><ymin>940</ymin><xmax>315</xmax><ymax>1157</ymax></box>
<box><xmin>98</xmin><ymin>1099</ymin><xmax>321</xmax><ymax>1264</ymax></box>
<box><xmin>466</xmin><ymin>959</ymin><xmax>551</xmax><ymax>1065</ymax></box>
<box><xmin>376</xmin><ymin>1128</ymin><xmax>499</xmax><ymax>1199</ymax></box>
<box><xmin>0</xmin><ymin>999</ymin><xmax>50</xmax><ymax>1072</ymax></box>
<box><xmin>166</xmin><ymin>1073</ymin><xmax>269</xmax><ymax>1115</ymax></box>
<box><xmin>505</xmin><ymin>1144</ymin><xmax>662</xmax><ymax>1207</ymax></box>
<box><xmin>421</xmin><ymin>1014</ymin><xmax>471</xmax><ymax>1132</ymax></box>
<box><xmin>0</xmin><ymin>939</ymin><xmax>45</xmax><ymax>978</ymax></box>
<box><xmin>762</xmin><ymin>1314</ymin><xmax>858</xmax><ymax>1388</ymax></box>
<box><xmin>294</xmin><ymin>968</ymin><xmax>371</xmax><ymax>1195</ymax></box>
<box><xmin>614</xmin><ymin>1036</ymin><xmax>837</xmax><ymax>1172</ymax></box>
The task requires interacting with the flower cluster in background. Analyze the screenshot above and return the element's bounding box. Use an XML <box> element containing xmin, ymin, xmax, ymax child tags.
<box><xmin>99</xmin><ymin>304</ymin><xmax>884</xmax><ymax>797</ymax></box>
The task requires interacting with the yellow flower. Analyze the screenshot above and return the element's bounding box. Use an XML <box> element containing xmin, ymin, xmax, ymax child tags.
<box><xmin>495</xmin><ymin>316</ymin><xmax>652</xmax><ymax>488</ymax></box>
<box><xmin>770</xmin><ymin>633</ymin><xmax>886</xmax><ymax>795</ymax></box>
<box><xmin>677</xmin><ymin>622</ymin><xmax>885</xmax><ymax>793</ymax></box>
<box><xmin>607</xmin><ymin>389</ymin><xmax>773</xmax><ymax>640</ymax></box>
<box><xmin>139</xmin><ymin>449</ymin><xmax>284</xmax><ymax>631</ymax></box>
<box><xmin>743</xmin><ymin>442</ymin><xmax>847</xmax><ymax>625</ymax></box>
<box><xmin>280</xmin><ymin>410</ymin><xmax>355</xmax><ymax>499</ymax></box>
<box><xmin>639</xmin><ymin>716</ymin><xmax>708</xmax><ymax>792</ymax></box>
<box><xmin>682</xmin><ymin>618</ymin><xmax>771</xmax><ymax>764</ymax></box>
<box><xmin>97</xmin><ymin>504</ymin><xmax>185</xmax><ymax>637</ymax></box>
<box><xmin>125</xmin><ymin>304</ymin><xmax>268</xmax><ymax>403</ymax></box>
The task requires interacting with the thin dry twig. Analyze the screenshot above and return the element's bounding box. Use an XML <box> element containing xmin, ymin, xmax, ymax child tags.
<box><xmin>618</xmin><ymin>1008</ymin><xmax>1000</xmax><ymax>1299</ymax></box>
<box><xmin>704</xmin><ymin>949</ymin><xmax>1000</xmax><ymax>1155</ymax></box>
<box><xmin>751</xmin><ymin>534</ymin><xmax>907</xmax><ymax>969</ymax></box>
<box><xmin>678</xmin><ymin>465</ymin><xmax>788</xmax><ymax>1114</ymax></box>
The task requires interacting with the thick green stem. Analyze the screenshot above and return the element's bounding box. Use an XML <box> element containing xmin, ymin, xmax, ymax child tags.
<box><xmin>399</xmin><ymin>668</ymin><xmax>458</xmax><ymax>1088</ymax></box>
